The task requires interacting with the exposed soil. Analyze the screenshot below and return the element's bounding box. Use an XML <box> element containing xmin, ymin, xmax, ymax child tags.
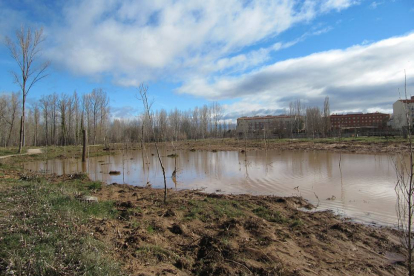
<box><xmin>84</xmin><ymin>183</ymin><xmax>407</xmax><ymax>275</ymax></box>
<box><xmin>171</xmin><ymin>139</ymin><xmax>410</xmax><ymax>154</ymax></box>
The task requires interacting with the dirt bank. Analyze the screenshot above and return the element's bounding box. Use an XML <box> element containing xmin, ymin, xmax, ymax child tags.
<box><xmin>172</xmin><ymin>138</ymin><xmax>410</xmax><ymax>155</ymax></box>
<box><xmin>89</xmin><ymin>183</ymin><xmax>405</xmax><ymax>275</ymax></box>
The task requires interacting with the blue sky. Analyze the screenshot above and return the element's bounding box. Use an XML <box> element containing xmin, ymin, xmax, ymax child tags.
<box><xmin>0</xmin><ymin>0</ymin><xmax>413</xmax><ymax>120</ymax></box>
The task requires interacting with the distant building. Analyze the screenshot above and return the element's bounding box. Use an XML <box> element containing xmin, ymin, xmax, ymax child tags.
<box><xmin>330</xmin><ymin>112</ymin><xmax>390</xmax><ymax>131</ymax></box>
<box><xmin>236</xmin><ymin>115</ymin><xmax>300</xmax><ymax>138</ymax></box>
<box><xmin>393</xmin><ymin>97</ymin><xmax>414</xmax><ymax>129</ymax></box>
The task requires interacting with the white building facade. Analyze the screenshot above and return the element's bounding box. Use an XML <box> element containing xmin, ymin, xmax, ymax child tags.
<box><xmin>393</xmin><ymin>97</ymin><xmax>414</xmax><ymax>129</ymax></box>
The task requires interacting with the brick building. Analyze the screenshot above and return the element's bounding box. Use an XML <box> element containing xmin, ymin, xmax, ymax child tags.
<box><xmin>330</xmin><ymin>112</ymin><xmax>390</xmax><ymax>130</ymax></box>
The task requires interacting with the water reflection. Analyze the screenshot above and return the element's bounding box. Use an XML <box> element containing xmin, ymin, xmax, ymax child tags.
<box><xmin>24</xmin><ymin>149</ymin><xmax>399</xmax><ymax>226</ymax></box>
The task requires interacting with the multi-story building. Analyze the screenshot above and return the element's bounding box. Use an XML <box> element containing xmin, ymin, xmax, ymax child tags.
<box><xmin>236</xmin><ymin>115</ymin><xmax>299</xmax><ymax>138</ymax></box>
<box><xmin>330</xmin><ymin>112</ymin><xmax>390</xmax><ymax>130</ymax></box>
<box><xmin>393</xmin><ymin>97</ymin><xmax>414</xmax><ymax>129</ymax></box>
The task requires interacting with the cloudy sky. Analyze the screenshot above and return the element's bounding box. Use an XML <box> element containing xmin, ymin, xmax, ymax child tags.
<box><xmin>0</xmin><ymin>0</ymin><xmax>413</xmax><ymax>120</ymax></box>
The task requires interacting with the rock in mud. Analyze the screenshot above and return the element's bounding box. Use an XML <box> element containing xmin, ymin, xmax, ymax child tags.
<box><xmin>82</xmin><ymin>196</ymin><xmax>99</xmax><ymax>203</ymax></box>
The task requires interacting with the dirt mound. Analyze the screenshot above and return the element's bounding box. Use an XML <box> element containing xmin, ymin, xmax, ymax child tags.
<box><xmin>89</xmin><ymin>184</ymin><xmax>406</xmax><ymax>275</ymax></box>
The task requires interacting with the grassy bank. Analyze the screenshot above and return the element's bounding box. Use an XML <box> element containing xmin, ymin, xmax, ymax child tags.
<box><xmin>0</xmin><ymin>175</ymin><xmax>122</xmax><ymax>275</ymax></box>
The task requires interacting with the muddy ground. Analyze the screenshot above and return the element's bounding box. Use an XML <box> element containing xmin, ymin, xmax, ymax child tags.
<box><xmin>84</xmin><ymin>183</ymin><xmax>406</xmax><ymax>276</ymax></box>
<box><xmin>172</xmin><ymin>138</ymin><xmax>410</xmax><ymax>155</ymax></box>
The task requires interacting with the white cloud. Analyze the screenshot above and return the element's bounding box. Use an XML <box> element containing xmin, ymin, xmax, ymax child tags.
<box><xmin>321</xmin><ymin>0</ymin><xmax>360</xmax><ymax>12</ymax></box>
<box><xmin>178</xmin><ymin>33</ymin><xmax>414</xmax><ymax>117</ymax></box>
<box><xmin>370</xmin><ymin>1</ymin><xmax>384</xmax><ymax>9</ymax></box>
<box><xmin>45</xmin><ymin>0</ymin><xmax>356</xmax><ymax>84</ymax></box>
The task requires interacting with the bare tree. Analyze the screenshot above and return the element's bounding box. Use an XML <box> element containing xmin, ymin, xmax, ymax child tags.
<box><xmin>192</xmin><ymin>107</ymin><xmax>200</xmax><ymax>140</ymax></box>
<box><xmin>305</xmin><ymin>107</ymin><xmax>322</xmax><ymax>139</ymax></box>
<box><xmin>33</xmin><ymin>104</ymin><xmax>40</xmax><ymax>146</ymax></box>
<box><xmin>40</xmin><ymin>95</ymin><xmax>50</xmax><ymax>146</ymax></box>
<box><xmin>138</xmin><ymin>84</ymin><xmax>168</xmax><ymax>203</ymax></box>
<box><xmin>158</xmin><ymin>109</ymin><xmax>168</xmax><ymax>142</ymax></box>
<box><xmin>323</xmin><ymin>96</ymin><xmax>331</xmax><ymax>137</ymax></box>
<box><xmin>169</xmin><ymin>108</ymin><xmax>181</xmax><ymax>142</ymax></box>
<box><xmin>72</xmin><ymin>91</ymin><xmax>81</xmax><ymax>144</ymax></box>
<box><xmin>59</xmin><ymin>94</ymin><xmax>69</xmax><ymax>146</ymax></box>
<box><xmin>395</xmin><ymin>72</ymin><xmax>414</xmax><ymax>275</ymax></box>
<box><xmin>0</xmin><ymin>93</ymin><xmax>20</xmax><ymax>146</ymax></box>
<box><xmin>294</xmin><ymin>99</ymin><xmax>304</xmax><ymax>135</ymax></box>
<box><xmin>200</xmin><ymin>105</ymin><xmax>209</xmax><ymax>139</ymax></box>
<box><xmin>5</xmin><ymin>26</ymin><xmax>50</xmax><ymax>153</ymax></box>
<box><xmin>211</xmin><ymin>102</ymin><xmax>223</xmax><ymax>137</ymax></box>
<box><xmin>51</xmin><ymin>93</ymin><xmax>58</xmax><ymax>145</ymax></box>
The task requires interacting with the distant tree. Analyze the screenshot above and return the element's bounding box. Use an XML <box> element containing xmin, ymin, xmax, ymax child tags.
<box><xmin>33</xmin><ymin>104</ymin><xmax>40</xmax><ymax>146</ymax></box>
<box><xmin>294</xmin><ymin>99</ymin><xmax>304</xmax><ymax>134</ymax></box>
<box><xmin>58</xmin><ymin>94</ymin><xmax>69</xmax><ymax>146</ymax></box>
<box><xmin>210</xmin><ymin>102</ymin><xmax>223</xmax><ymax>137</ymax></box>
<box><xmin>200</xmin><ymin>105</ymin><xmax>209</xmax><ymax>139</ymax></box>
<box><xmin>5</xmin><ymin>26</ymin><xmax>50</xmax><ymax>153</ymax></box>
<box><xmin>191</xmin><ymin>107</ymin><xmax>200</xmax><ymax>140</ymax></box>
<box><xmin>323</xmin><ymin>96</ymin><xmax>331</xmax><ymax>137</ymax></box>
<box><xmin>305</xmin><ymin>107</ymin><xmax>322</xmax><ymax>139</ymax></box>
<box><xmin>0</xmin><ymin>93</ymin><xmax>20</xmax><ymax>146</ymax></box>
<box><xmin>169</xmin><ymin>108</ymin><xmax>181</xmax><ymax>141</ymax></box>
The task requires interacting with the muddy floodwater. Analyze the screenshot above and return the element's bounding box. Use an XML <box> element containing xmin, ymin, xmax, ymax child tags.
<box><xmin>24</xmin><ymin>149</ymin><xmax>400</xmax><ymax>226</ymax></box>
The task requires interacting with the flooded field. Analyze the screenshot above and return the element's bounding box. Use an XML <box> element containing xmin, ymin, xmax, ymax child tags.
<box><xmin>24</xmin><ymin>148</ymin><xmax>400</xmax><ymax>226</ymax></box>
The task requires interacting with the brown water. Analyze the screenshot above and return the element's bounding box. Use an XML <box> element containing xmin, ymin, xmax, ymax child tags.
<box><xmin>23</xmin><ymin>149</ymin><xmax>399</xmax><ymax>226</ymax></box>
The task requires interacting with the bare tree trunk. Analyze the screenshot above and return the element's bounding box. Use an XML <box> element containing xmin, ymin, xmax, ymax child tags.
<box><xmin>82</xmin><ymin>129</ymin><xmax>87</xmax><ymax>162</ymax></box>
<box><xmin>18</xmin><ymin>95</ymin><xmax>25</xmax><ymax>152</ymax></box>
<box><xmin>139</xmin><ymin>84</ymin><xmax>168</xmax><ymax>203</ymax></box>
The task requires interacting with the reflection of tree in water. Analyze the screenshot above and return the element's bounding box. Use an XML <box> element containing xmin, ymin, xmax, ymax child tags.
<box><xmin>307</xmin><ymin>151</ymin><xmax>332</xmax><ymax>175</ymax></box>
<box><xmin>339</xmin><ymin>153</ymin><xmax>344</xmax><ymax>203</ymax></box>
<box><xmin>244</xmin><ymin>157</ymin><xmax>252</xmax><ymax>181</ymax></box>
<box><xmin>264</xmin><ymin>150</ymin><xmax>273</xmax><ymax>176</ymax></box>
<box><xmin>289</xmin><ymin>152</ymin><xmax>304</xmax><ymax>178</ymax></box>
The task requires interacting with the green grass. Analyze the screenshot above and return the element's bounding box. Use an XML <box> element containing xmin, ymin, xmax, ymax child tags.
<box><xmin>290</xmin><ymin>219</ymin><xmax>303</xmax><ymax>228</ymax></box>
<box><xmin>252</xmin><ymin>206</ymin><xmax>286</xmax><ymax>223</ymax></box>
<box><xmin>184</xmin><ymin>198</ymin><xmax>245</xmax><ymax>222</ymax></box>
<box><xmin>135</xmin><ymin>244</ymin><xmax>179</xmax><ymax>264</ymax></box>
<box><xmin>0</xmin><ymin>145</ymin><xmax>119</xmax><ymax>170</ymax></box>
<box><xmin>0</xmin><ymin>147</ymin><xmax>22</xmax><ymax>156</ymax></box>
<box><xmin>146</xmin><ymin>224</ymin><xmax>155</xmax><ymax>234</ymax></box>
<box><xmin>0</xmin><ymin>178</ymin><xmax>123</xmax><ymax>276</ymax></box>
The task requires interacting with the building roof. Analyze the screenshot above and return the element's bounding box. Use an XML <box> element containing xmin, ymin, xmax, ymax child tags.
<box><xmin>330</xmin><ymin>112</ymin><xmax>389</xmax><ymax>117</ymax></box>
<box><xmin>398</xmin><ymin>96</ymin><xmax>414</xmax><ymax>103</ymax></box>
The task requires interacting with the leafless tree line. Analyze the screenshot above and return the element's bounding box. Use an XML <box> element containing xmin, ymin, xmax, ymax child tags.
<box><xmin>0</xmin><ymin>90</ymin><xmax>234</xmax><ymax>147</ymax></box>
<box><xmin>288</xmin><ymin>97</ymin><xmax>331</xmax><ymax>138</ymax></box>
<box><xmin>253</xmin><ymin>97</ymin><xmax>330</xmax><ymax>139</ymax></box>
<box><xmin>0</xmin><ymin>89</ymin><xmax>109</xmax><ymax>147</ymax></box>
<box><xmin>109</xmin><ymin>102</ymin><xmax>234</xmax><ymax>144</ymax></box>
